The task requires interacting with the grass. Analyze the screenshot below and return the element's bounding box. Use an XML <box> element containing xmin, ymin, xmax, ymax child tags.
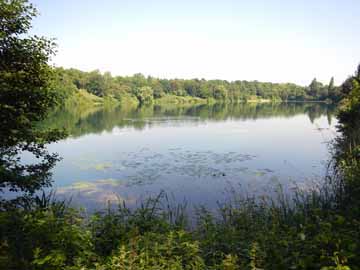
<box><xmin>1</xmin><ymin>176</ymin><xmax>359</xmax><ymax>270</ymax></box>
<box><xmin>154</xmin><ymin>94</ymin><xmax>209</xmax><ymax>105</ymax></box>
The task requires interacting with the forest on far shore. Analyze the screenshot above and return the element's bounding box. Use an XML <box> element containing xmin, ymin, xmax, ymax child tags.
<box><xmin>53</xmin><ymin>67</ymin><xmax>342</xmax><ymax>106</ymax></box>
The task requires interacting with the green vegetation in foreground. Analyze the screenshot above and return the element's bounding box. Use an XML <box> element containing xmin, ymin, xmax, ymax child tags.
<box><xmin>1</xmin><ymin>1</ymin><xmax>360</xmax><ymax>269</ymax></box>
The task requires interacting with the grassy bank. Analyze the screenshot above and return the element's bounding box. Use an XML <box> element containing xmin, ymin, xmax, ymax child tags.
<box><xmin>154</xmin><ymin>94</ymin><xmax>209</xmax><ymax>105</ymax></box>
<box><xmin>65</xmin><ymin>91</ymin><xmax>327</xmax><ymax>110</ymax></box>
<box><xmin>64</xmin><ymin>89</ymin><xmax>105</xmax><ymax>108</ymax></box>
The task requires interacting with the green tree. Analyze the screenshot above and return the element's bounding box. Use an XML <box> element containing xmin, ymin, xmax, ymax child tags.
<box><xmin>135</xmin><ymin>86</ymin><xmax>154</xmax><ymax>105</ymax></box>
<box><xmin>0</xmin><ymin>0</ymin><xmax>63</xmax><ymax>204</ymax></box>
<box><xmin>153</xmin><ymin>85</ymin><xmax>165</xmax><ymax>98</ymax></box>
<box><xmin>213</xmin><ymin>85</ymin><xmax>228</xmax><ymax>100</ymax></box>
<box><xmin>327</xmin><ymin>76</ymin><xmax>340</xmax><ymax>102</ymax></box>
<box><xmin>334</xmin><ymin>64</ymin><xmax>360</xmax><ymax>216</ymax></box>
<box><xmin>85</xmin><ymin>70</ymin><xmax>106</xmax><ymax>96</ymax></box>
<box><xmin>132</xmin><ymin>73</ymin><xmax>147</xmax><ymax>88</ymax></box>
<box><xmin>328</xmin><ymin>77</ymin><xmax>334</xmax><ymax>99</ymax></box>
<box><xmin>308</xmin><ymin>78</ymin><xmax>323</xmax><ymax>99</ymax></box>
<box><xmin>199</xmin><ymin>82</ymin><xmax>211</xmax><ymax>99</ymax></box>
<box><xmin>328</xmin><ymin>77</ymin><xmax>335</xmax><ymax>93</ymax></box>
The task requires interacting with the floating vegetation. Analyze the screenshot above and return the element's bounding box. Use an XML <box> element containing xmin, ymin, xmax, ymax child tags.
<box><xmin>94</xmin><ymin>163</ymin><xmax>112</xmax><ymax>171</ymax></box>
<box><xmin>96</xmin><ymin>178</ymin><xmax>123</xmax><ymax>186</ymax></box>
<box><xmin>59</xmin><ymin>178</ymin><xmax>123</xmax><ymax>192</ymax></box>
<box><xmin>69</xmin><ymin>148</ymin><xmax>275</xmax><ymax>188</ymax></box>
<box><xmin>73</xmin><ymin>160</ymin><xmax>113</xmax><ymax>171</ymax></box>
<box><xmin>254</xmin><ymin>171</ymin><xmax>266</xmax><ymax>177</ymax></box>
<box><xmin>56</xmin><ymin>178</ymin><xmax>129</xmax><ymax>204</ymax></box>
<box><xmin>121</xmin><ymin>149</ymin><xmax>256</xmax><ymax>183</ymax></box>
<box><xmin>252</xmin><ymin>168</ymin><xmax>276</xmax><ymax>177</ymax></box>
<box><xmin>71</xmin><ymin>181</ymin><xmax>98</xmax><ymax>190</ymax></box>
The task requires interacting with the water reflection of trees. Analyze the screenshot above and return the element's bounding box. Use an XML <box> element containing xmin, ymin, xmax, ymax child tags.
<box><xmin>40</xmin><ymin>102</ymin><xmax>336</xmax><ymax>138</ymax></box>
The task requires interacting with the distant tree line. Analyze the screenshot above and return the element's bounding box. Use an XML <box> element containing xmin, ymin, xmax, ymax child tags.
<box><xmin>53</xmin><ymin>67</ymin><xmax>342</xmax><ymax>105</ymax></box>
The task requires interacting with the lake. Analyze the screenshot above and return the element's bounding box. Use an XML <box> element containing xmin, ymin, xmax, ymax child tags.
<box><xmin>37</xmin><ymin>102</ymin><xmax>337</xmax><ymax>210</ymax></box>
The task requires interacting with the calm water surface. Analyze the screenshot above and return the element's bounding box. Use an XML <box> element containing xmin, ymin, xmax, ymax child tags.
<box><xmin>38</xmin><ymin>102</ymin><xmax>337</xmax><ymax>209</ymax></box>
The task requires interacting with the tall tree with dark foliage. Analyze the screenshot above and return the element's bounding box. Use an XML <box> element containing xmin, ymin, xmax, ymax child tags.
<box><xmin>0</xmin><ymin>0</ymin><xmax>63</xmax><ymax>205</ymax></box>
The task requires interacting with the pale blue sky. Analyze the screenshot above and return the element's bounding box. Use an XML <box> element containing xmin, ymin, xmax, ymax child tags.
<box><xmin>30</xmin><ymin>0</ymin><xmax>360</xmax><ymax>85</ymax></box>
